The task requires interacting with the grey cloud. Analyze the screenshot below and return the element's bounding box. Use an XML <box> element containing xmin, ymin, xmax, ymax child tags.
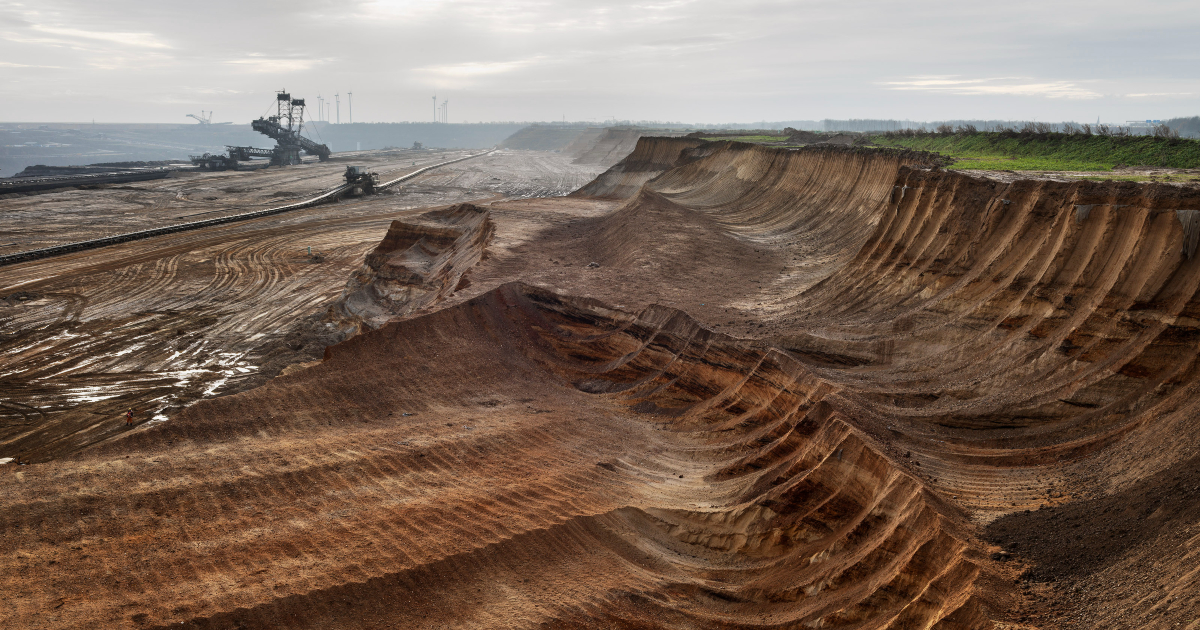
<box><xmin>0</xmin><ymin>0</ymin><xmax>1196</xmax><ymax>123</ymax></box>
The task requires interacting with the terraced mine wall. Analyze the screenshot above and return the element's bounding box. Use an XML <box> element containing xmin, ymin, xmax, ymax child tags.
<box><xmin>783</xmin><ymin>161</ymin><xmax>1200</xmax><ymax>468</ymax></box>
<box><xmin>585</xmin><ymin>137</ymin><xmax>1200</xmax><ymax>484</ymax></box>
<box><xmin>499</xmin><ymin>125</ymin><xmax>691</xmax><ymax>168</ymax></box>
<box><xmin>572</xmin><ymin>126</ymin><xmax>689</xmax><ymax>166</ymax></box>
<box><xmin>571</xmin><ymin>136</ymin><xmax>707</xmax><ymax>199</ymax></box>
<box><xmin>559</xmin><ymin>127</ymin><xmax>606</xmax><ymax>155</ymax></box>
<box><xmin>577</xmin><ymin>138</ymin><xmax>1200</xmax><ymax>625</ymax></box>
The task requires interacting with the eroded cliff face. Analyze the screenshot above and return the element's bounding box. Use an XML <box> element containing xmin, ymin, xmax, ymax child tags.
<box><xmin>327</xmin><ymin>203</ymin><xmax>494</xmax><ymax>335</ymax></box>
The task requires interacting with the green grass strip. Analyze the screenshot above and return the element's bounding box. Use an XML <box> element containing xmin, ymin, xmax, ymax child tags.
<box><xmin>868</xmin><ymin>132</ymin><xmax>1200</xmax><ymax>172</ymax></box>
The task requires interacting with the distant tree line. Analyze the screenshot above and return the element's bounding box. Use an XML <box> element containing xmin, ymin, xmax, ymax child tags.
<box><xmin>879</xmin><ymin>121</ymin><xmax>1185</xmax><ymax>140</ymax></box>
<box><xmin>1167</xmin><ymin>116</ymin><xmax>1200</xmax><ymax>138</ymax></box>
<box><xmin>822</xmin><ymin>118</ymin><xmax>1200</xmax><ymax>138</ymax></box>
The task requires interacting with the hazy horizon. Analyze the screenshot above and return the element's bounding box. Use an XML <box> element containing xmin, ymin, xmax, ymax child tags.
<box><xmin>2</xmin><ymin>0</ymin><xmax>1197</xmax><ymax>125</ymax></box>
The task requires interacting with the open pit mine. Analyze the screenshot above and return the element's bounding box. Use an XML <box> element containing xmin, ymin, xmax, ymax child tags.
<box><xmin>2</xmin><ymin>131</ymin><xmax>1200</xmax><ymax>630</ymax></box>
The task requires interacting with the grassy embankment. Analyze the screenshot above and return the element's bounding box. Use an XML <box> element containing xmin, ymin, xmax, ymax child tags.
<box><xmin>868</xmin><ymin>132</ymin><xmax>1200</xmax><ymax>175</ymax></box>
<box><xmin>700</xmin><ymin>135</ymin><xmax>788</xmax><ymax>143</ymax></box>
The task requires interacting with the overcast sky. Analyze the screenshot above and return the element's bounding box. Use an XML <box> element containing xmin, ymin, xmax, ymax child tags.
<box><xmin>1</xmin><ymin>0</ymin><xmax>1197</xmax><ymax>125</ymax></box>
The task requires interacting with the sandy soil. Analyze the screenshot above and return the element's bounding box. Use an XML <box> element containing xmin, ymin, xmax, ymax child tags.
<box><xmin>0</xmin><ymin>150</ymin><xmax>605</xmax><ymax>462</ymax></box>
<box><xmin>4</xmin><ymin>137</ymin><xmax>1200</xmax><ymax>629</ymax></box>
<box><xmin>954</xmin><ymin>165</ymin><xmax>1200</xmax><ymax>186</ymax></box>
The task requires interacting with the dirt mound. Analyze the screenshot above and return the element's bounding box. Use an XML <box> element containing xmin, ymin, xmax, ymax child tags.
<box><xmin>327</xmin><ymin>203</ymin><xmax>493</xmax><ymax>334</ymax></box>
<box><xmin>2</xmin><ymin>283</ymin><xmax>991</xmax><ymax>630</ymax></box>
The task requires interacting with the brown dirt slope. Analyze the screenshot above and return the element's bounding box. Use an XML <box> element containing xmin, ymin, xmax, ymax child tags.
<box><xmin>1</xmin><ymin>284</ymin><xmax>990</xmax><ymax>630</ymax></box>
<box><xmin>561</xmin><ymin>127</ymin><xmax>607</xmax><ymax>158</ymax></box>
<box><xmin>488</xmin><ymin>139</ymin><xmax>1200</xmax><ymax>628</ymax></box>
<box><xmin>768</xmin><ymin>165</ymin><xmax>1200</xmax><ymax>629</ymax></box>
<box><xmin>780</xmin><ymin>166</ymin><xmax>1200</xmax><ymax>488</ymax></box>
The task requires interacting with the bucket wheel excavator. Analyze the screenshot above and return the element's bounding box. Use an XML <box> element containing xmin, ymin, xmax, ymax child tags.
<box><xmin>250</xmin><ymin>90</ymin><xmax>331</xmax><ymax>165</ymax></box>
<box><xmin>250</xmin><ymin>90</ymin><xmax>332</xmax><ymax>165</ymax></box>
<box><xmin>191</xmin><ymin>90</ymin><xmax>332</xmax><ymax>170</ymax></box>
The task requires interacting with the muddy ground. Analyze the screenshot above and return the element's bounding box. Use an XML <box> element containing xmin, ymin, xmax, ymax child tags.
<box><xmin>0</xmin><ymin>149</ymin><xmax>605</xmax><ymax>462</ymax></box>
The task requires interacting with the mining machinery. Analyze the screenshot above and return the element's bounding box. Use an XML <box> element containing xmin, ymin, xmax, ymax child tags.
<box><xmin>343</xmin><ymin>166</ymin><xmax>379</xmax><ymax>196</ymax></box>
<box><xmin>226</xmin><ymin>146</ymin><xmax>275</xmax><ymax>161</ymax></box>
<box><xmin>189</xmin><ymin>152</ymin><xmax>234</xmax><ymax>170</ymax></box>
<box><xmin>189</xmin><ymin>146</ymin><xmax>276</xmax><ymax>170</ymax></box>
<box><xmin>186</xmin><ymin>110</ymin><xmax>212</xmax><ymax>125</ymax></box>
<box><xmin>189</xmin><ymin>91</ymin><xmax>330</xmax><ymax>170</ymax></box>
<box><xmin>251</xmin><ymin>90</ymin><xmax>331</xmax><ymax>165</ymax></box>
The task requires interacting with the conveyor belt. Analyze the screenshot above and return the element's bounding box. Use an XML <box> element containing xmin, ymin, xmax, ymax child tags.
<box><xmin>0</xmin><ymin>150</ymin><xmax>494</xmax><ymax>268</ymax></box>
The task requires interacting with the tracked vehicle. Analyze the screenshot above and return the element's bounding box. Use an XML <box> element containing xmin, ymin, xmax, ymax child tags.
<box><xmin>343</xmin><ymin>166</ymin><xmax>379</xmax><ymax>196</ymax></box>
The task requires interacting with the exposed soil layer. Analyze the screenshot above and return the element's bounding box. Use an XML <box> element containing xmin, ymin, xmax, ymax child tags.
<box><xmin>327</xmin><ymin>203</ymin><xmax>494</xmax><ymax>334</ymax></box>
<box><xmin>4</xmin><ymin>137</ymin><xmax>1200</xmax><ymax>629</ymax></box>
<box><xmin>2</xmin><ymin>284</ymin><xmax>990</xmax><ymax>630</ymax></box>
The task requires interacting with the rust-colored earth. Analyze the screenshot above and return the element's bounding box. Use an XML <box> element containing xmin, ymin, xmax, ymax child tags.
<box><xmin>3</xmin><ymin>136</ymin><xmax>1200</xmax><ymax>629</ymax></box>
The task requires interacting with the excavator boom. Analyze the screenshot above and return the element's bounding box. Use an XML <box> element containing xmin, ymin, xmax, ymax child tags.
<box><xmin>249</xmin><ymin>90</ymin><xmax>331</xmax><ymax>165</ymax></box>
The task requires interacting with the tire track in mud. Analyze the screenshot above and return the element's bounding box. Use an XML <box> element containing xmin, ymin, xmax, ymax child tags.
<box><xmin>0</xmin><ymin>152</ymin><xmax>571</xmax><ymax>462</ymax></box>
<box><xmin>0</xmin><ymin>151</ymin><xmax>490</xmax><ymax>268</ymax></box>
<box><xmin>0</xmin><ymin>284</ymin><xmax>989</xmax><ymax>630</ymax></box>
